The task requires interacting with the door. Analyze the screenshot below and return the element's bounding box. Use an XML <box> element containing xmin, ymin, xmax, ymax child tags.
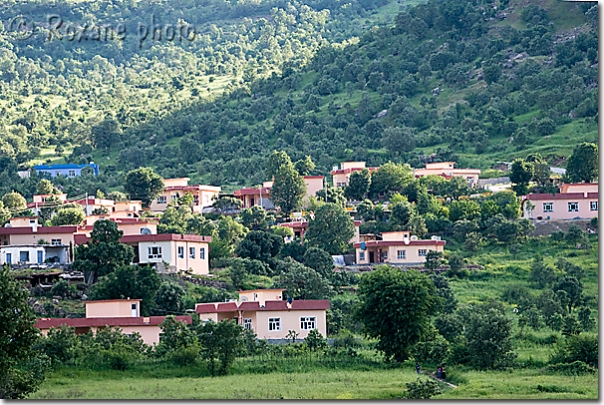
<box><xmin>250</xmin><ymin>197</ymin><xmax>255</xmax><ymax>207</ymax></box>
<box><xmin>131</xmin><ymin>303</ymin><xmax>138</xmax><ymax>317</ymax></box>
<box><xmin>37</xmin><ymin>251</ymin><xmax>43</xmax><ymax>264</ymax></box>
<box><xmin>6</xmin><ymin>253</ymin><xmax>11</xmax><ymax>264</ymax></box>
<box><xmin>369</xmin><ymin>251</ymin><xmax>375</xmax><ymax>263</ymax></box>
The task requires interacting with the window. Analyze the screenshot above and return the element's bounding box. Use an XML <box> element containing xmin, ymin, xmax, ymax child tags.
<box><xmin>157</xmin><ymin>196</ymin><xmax>167</xmax><ymax>204</ymax></box>
<box><xmin>359</xmin><ymin>252</ymin><xmax>365</xmax><ymax>261</ymax></box>
<box><xmin>381</xmin><ymin>251</ymin><xmax>388</xmax><ymax>260</ymax></box>
<box><xmin>418</xmin><ymin>249</ymin><xmax>427</xmax><ymax>257</ymax></box>
<box><xmin>300</xmin><ymin>316</ymin><xmax>316</xmax><ymax>330</ymax></box>
<box><xmin>200</xmin><ymin>248</ymin><xmax>205</xmax><ymax>260</ymax></box>
<box><xmin>20</xmin><ymin>251</ymin><xmax>30</xmax><ymax>262</ymax></box>
<box><xmin>591</xmin><ymin>201</ymin><xmax>598</xmax><ymax>211</ymax></box>
<box><xmin>189</xmin><ymin>247</ymin><xmax>195</xmax><ymax>259</ymax></box>
<box><xmin>568</xmin><ymin>202</ymin><xmax>579</xmax><ymax>212</ymax></box>
<box><xmin>397</xmin><ymin>250</ymin><xmax>406</xmax><ymax>259</ymax></box>
<box><xmin>68</xmin><ymin>170</ymin><xmax>76</xmax><ymax>177</ymax></box>
<box><xmin>171</xmin><ymin>194</ymin><xmax>178</xmax><ymax>202</ymax></box>
<box><xmin>193</xmin><ymin>195</ymin><xmax>199</xmax><ymax>205</ymax></box>
<box><xmin>131</xmin><ymin>304</ymin><xmax>137</xmax><ymax>310</ymax></box>
<box><xmin>543</xmin><ymin>202</ymin><xmax>553</xmax><ymax>213</ymax></box>
<box><xmin>29</xmin><ymin>219</ymin><xmax>36</xmax><ymax>224</ymax></box>
<box><xmin>178</xmin><ymin>246</ymin><xmax>184</xmax><ymax>258</ymax></box>
<box><xmin>268</xmin><ymin>318</ymin><xmax>281</xmax><ymax>331</ymax></box>
<box><xmin>51</xmin><ymin>239</ymin><xmax>62</xmax><ymax>246</ymax></box>
<box><xmin>148</xmin><ymin>246</ymin><xmax>162</xmax><ymax>259</ymax></box>
<box><xmin>243</xmin><ymin>318</ymin><xmax>253</xmax><ymax>330</ymax></box>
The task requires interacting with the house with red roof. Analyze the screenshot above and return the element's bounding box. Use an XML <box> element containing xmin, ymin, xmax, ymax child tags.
<box><xmin>331</xmin><ymin>162</ymin><xmax>378</xmax><ymax>188</ymax></box>
<box><xmin>149</xmin><ymin>178</ymin><xmax>221</xmax><ymax>213</ymax></box>
<box><xmin>413</xmin><ymin>162</ymin><xmax>482</xmax><ymax>188</ymax></box>
<box><xmin>35</xmin><ymin>299</ymin><xmax>192</xmax><ymax>345</ymax></box>
<box><xmin>195</xmin><ymin>289</ymin><xmax>329</xmax><ymax>339</ymax></box>
<box><xmin>354</xmin><ymin>231</ymin><xmax>446</xmax><ymax>265</ymax></box>
<box><xmin>0</xmin><ymin>222</ymin><xmax>77</xmax><ymax>265</ymax></box>
<box><xmin>522</xmin><ymin>183</ymin><xmax>598</xmax><ymax>220</ymax></box>
<box><xmin>234</xmin><ymin>176</ymin><xmax>326</xmax><ymax>210</ymax></box>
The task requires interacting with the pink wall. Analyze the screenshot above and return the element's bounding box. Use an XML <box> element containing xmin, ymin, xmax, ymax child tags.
<box><xmin>525</xmin><ymin>198</ymin><xmax>598</xmax><ymax>220</ymax></box>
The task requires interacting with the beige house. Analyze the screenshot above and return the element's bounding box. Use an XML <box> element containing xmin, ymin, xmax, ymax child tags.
<box><xmin>195</xmin><ymin>289</ymin><xmax>329</xmax><ymax>339</ymax></box>
<box><xmin>414</xmin><ymin>162</ymin><xmax>481</xmax><ymax>188</ymax></box>
<box><xmin>234</xmin><ymin>176</ymin><xmax>325</xmax><ymax>210</ymax></box>
<box><xmin>78</xmin><ymin>217</ymin><xmax>158</xmax><ymax>236</ymax></box>
<box><xmin>35</xmin><ymin>299</ymin><xmax>192</xmax><ymax>345</ymax></box>
<box><xmin>354</xmin><ymin>231</ymin><xmax>446</xmax><ymax>265</ymax></box>
<box><xmin>149</xmin><ymin>178</ymin><xmax>221</xmax><ymax>213</ymax></box>
<box><xmin>522</xmin><ymin>183</ymin><xmax>598</xmax><ymax>220</ymax></box>
<box><xmin>0</xmin><ymin>224</ymin><xmax>77</xmax><ymax>248</ymax></box>
<box><xmin>279</xmin><ymin>219</ymin><xmax>362</xmax><ymax>244</ymax></box>
<box><xmin>331</xmin><ymin>162</ymin><xmax>378</xmax><ymax>188</ymax></box>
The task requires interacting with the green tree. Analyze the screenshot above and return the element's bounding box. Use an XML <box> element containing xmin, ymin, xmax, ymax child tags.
<box><xmin>36</xmin><ymin>179</ymin><xmax>54</xmax><ymax>195</ymax></box>
<box><xmin>382</xmin><ymin>126</ymin><xmax>416</xmax><ymax>155</ymax></box>
<box><xmin>240</xmin><ymin>206</ymin><xmax>272</xmax><ymax>230</ymax></box>
<box><xmin>277</xmin><ymin>258</ymin><xmax>331</xmax><ymax>300</ymax></box>
<box><xmin>0</xmin><ymin>201</ymin><xmax>11</xmax><ymax>226</ymax></box>
<box><xmin>50</xmin><ymin>207</ymin><xmax>85</xmax><ymax>226</ymax></box>
<box><xmin>390</xmin><ymin>200</ymin><xmax>414</xmax><ymax>227</ymax></box>
<box><xmin>315</xmin><ymin>185</ymin><xmax>346</xmax><ymax>206</ymax></box>
<box><xmin>271</xmin><ymin>162</ymin><xmax>307</xmax><ymax>214</ymax></box>
<box><xmin>529</xmin><ymin>258</ymin><xmax>557</xmax><ymax>289</ymax></box>
<box><xmin>303</xmin><ymin>247</ymin><xmax>334</xmax><ymax>278</ymax></box>
<box><xmin>186</xmin><ymin>214</ymin><xmax>217</xmax><ymax>236</ymax></box>
<box><xmin>265</xmin><ymin>150</ymin><xmax>292</xmax><ymax>180</ymax></box>
<box><xmin>72</xmin><ymin>220</ymin><xmax>134</xmax><ymax>284</ymax></box>
<box><xmin>155</xmin><ymin>316</ymin><xmax>198</xmax><ymax>359</ymax></box>
<box><xmin>196</xmin><ymin>320</ymin><xmax>244</xmax><ymax>376</ymax></box>
<box><xmin>344</xmin><ymin>169</ymin><xmax>371</xmax><ymax>201</ymax></box>
<box><xmin>212</xmin><ymin>196</ymin><xmax>243</xmax><ymax>214</ymax></box>
<box><xmin>294</xmin><ymin>156</ymin><xmax>315</xmax><ymax>176</ymax></box>
<box><xmin>124</xmin><ymin>167</ymin><xmax>165</xmax><ymax>207</ymax></box>
<box><xmin>0</xmin><ymin>264</ymin><xmax>50</xmax><ymax>398</ymax></box>
<box><xmin>305</xmin><ymin>203</ymin><xmax>355</xmax><ymax>255</ymax></box>
<box><xmin>509</xmin><ymin>158</ymin><xmax>533</xmax><ymax>196</ymax></box>
<box><xmin>566</xmin><ymin>143</ymin><xmax>598</xmax><ymax>183</ymax></box>
<box><xmin>154</xmin><ymin>282</ymin><xmax>186</xmax><ymax>315</ymax></box>
<box><xmin>369</xmin><ymin>162</ymin><xmax>414</xmax><ymax>198</ymax></box>
<box><xmin>356</xmin><ymin>267</ymin><xmax>440</xmax><ymax>362</ymax></box>
<box><xmin>217</xmin><ymin>216</ymin><xmax>247</xmax><ymax>245</ymax></box>
<box><xmin>449</xmin><ymin>199</ymin><xmax>481</xmax><ymax>222</ymax></box>
<box><xmin>554</xmin><ymin>276</ymin><xmax>583</xmax><ymax>313</ymax></box>
<box><xmin>425</xmin><ymin>251</ymin><xmax>443</xmax><ymax>271</ymax></box>
<box><xmin>2</xmin><ymin>191</ymin><xmax>26</xmax><ymax>210</ymax></box>
<box><xmin>235</xmin><ymin>230</ymin><xmax>283</xmax><ymax>263</ymax></box>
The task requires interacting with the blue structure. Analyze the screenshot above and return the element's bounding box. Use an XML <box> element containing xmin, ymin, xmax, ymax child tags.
<box><xmin>33</xmin><ymin>163</ymin><xmax>100</xmax><ymax>178</ymax></box>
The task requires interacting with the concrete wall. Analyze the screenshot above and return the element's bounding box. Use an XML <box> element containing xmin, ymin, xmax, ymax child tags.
<box><xmin>525</xmin><ymin>198</ymin><xmax>598</xmax><ymax>220</ymax></box>
<box><xmin>86</xmin><ymin>300</ymin><xmax>141</xmax><ymax>318</ymax></box>
<box><xmin>254</xmin><ymin>309</ymin><xmax>327</xmax><ymax>339</ymax></box>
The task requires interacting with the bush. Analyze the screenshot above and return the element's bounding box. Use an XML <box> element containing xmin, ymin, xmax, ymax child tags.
<box><xmin>404</xmin><ymin>378</ymin><xmax>442</xmax><ymax>399</ymax></box>
<box><xmin>168</xmin><ymin>344</ymin><xmax>200</xmax><ymax>366</ymax></box>
<box><xmin>501</xmin><ymin>284</ymin><xmax>533</xmax><ymax>304</ymax></box>
<box><xmin>550</xmin><ymin>334</ymin><xmax>598</xmax><ymax>368</ymax></box>
<box><xmin>544</xmin><ymin>360</ymin><xmax>596</xmax><ymax>376</ymax></box>
<box><xmin>50</xmin><ymin>279</ymin><xmax>76</xmax><ymax>299</ymax></box>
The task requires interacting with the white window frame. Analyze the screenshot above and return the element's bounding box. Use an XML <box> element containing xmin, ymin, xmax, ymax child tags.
<box><xmin>189</xmin><ymin>247</ymin><xmax>195</xmax><ymax>259</ymax></box>
<box><xmin>300</xmin><ymin>316</ymin><xmax>316</xmax><ymax>330</ymax></box>
<box><xmin>51</xmin><ymin>239</ymin><xmax>62</xmax><ymax>246</ymax></box>
<box><xmin>418</xmin><ymin>249</ymin><xmax>427</xmax><ymax>257</ymax></box>
<box><xmin>568</xmin><ymin>202</ymin><xmax>579</xmax><ymax>212</ymax></box>
<box><xmin>243</xmin><ymin>318</ymin><xmax>253</xmax><ymax>330</ymax></box>
<box><xmin>590</xmin><ymin>201</ymin><xmax>598</xmax><ymax>211</ymax></box>
<box><xmin>543</xmin><ymin>202</ymin><xmax>553</xmax><ymax>213</ymax></box>
<box><xmin>397</xmin><ymin>250</ymin><xmax>406</xmax><ymax>259</ymax></box>
<box><xmin>178</xmin><ymin>246</ymin><xmax>184</xmax><ymax>259</ymax></box>
<box><xmin>359</xmin><ymin>251</ymin><xmax>365</xmax><ymax>261</ymax></box>
<box><xmin>148</xmin><ymin>246</ymin><xmax>162</xmax><ymax>259</ymax></box>
<box><xmin>268</xmin><ymin>317</ymin><xmax>281</xmax><ymax>331</ymax></box>
<box><xmin>157</xmin><ymin>196</ymin><xmax>167</xmax><ymax>204</ymax></box>
<box><xmin>200</xmin><ymin>248</ymin><xmax>205</xmax><ymax>260</ymax></box>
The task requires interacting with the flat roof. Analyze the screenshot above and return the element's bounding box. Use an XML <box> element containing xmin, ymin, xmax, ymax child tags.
<box><xmin>0</xmin><ymin>226</ymin><xmax>78</xmax><ymax>235</ymax></box>
<box><xmin>36</xmin><ymin>315</ymin><xmax>192</xmax><ymax>329</ymax></box>
<box><xmin>196</xmin><ymin>299</ymin><xmax>330</xmax><ymax>313</ymax></box>
<box><xmin>75</xmin><ymin>233</ymin><xmax>212</xmax><ymax>245</ymax></box>
<box><xmin>354</xmin><ymin>240</ymin><xmax>446</xmax><ymax>248</ymax></box>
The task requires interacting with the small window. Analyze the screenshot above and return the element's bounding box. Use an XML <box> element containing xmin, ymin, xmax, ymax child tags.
<box><xmin>200</xmin><ymin>248</ymin><xmax>205</xmax><ymax>260</ymax></box>
<box><xmin>590</xmin><ymin>201</ymin><xmax>598</xmax><ymax>211</ymax></box>
<box><xmin>131</xmin><ymin>303</ymin><xmax>137</xmax><ymax>310</ymax></box>
<box><xmin>359</xmin><ymin>252</ymin><xmax>365</xmax><ymax>261</ymax></box>
<box><xmin>268</xmin><ymin>318</ymin><xmax>281</xmax><ymax>331</ymax></box>
<box><xmin>418</xmin><ymin>249</ymin><xmax>427</xmax><ymax>257</ymax></box>
<box><xmin>397</xmin><ymin>250</ymin><xmax>406</xmax><ymax>259</ymax></box>
<box><xmin>20</xmin><ymin>251</ymin><xmax>30</xmax><ymax>262</ymax></box>
<box><xmin>178</xmin><ymin>246</ymin><xmax>184</xmax><ymax>259</ymax></box>
<box><xmin>189</xmin><ymin>247</ymin><xmax>195</xmax><ymax>259</ymax></box>
<box><xmin>148</xmin><ymin>246</ymin><xmax>162</xmax><ymax>259</ymax></box>
<box><xmin>381</xmin><ymin>251</ymin><xmax>388</xmax><ymax>260</ymax></box>
<box><xmin>29</xmin><ymin>219</ymin><xmax>36</xmax><ymax>224</ymax></box>
<box><xmin>543</xmin><ymin>202</ymin><xmax>553</xmax><ymax>213</ymax></box>
<box><xmin>68</xmin><ymin>170</ymin><xmax>76</xmax><ymax>177</ymax></box>
<box><xmin>243</xmin><ymin>318</ymin><xmax>253</xmax><ymax>330</ymax></box>
<box><xmin>300</xmin><ymin>316</ymin><xmax>316</xmax><ymax>330</ymax></box>
<box><xmin>51</xmin><ymin>239</ymin><xmax>61</xmax><ymax>246</ymax></box>
<box><xmin>157</xmin><ymin>196</ymin><xmax>167</xmax><ymax>204</ymax></box>
<box><xmin>568</xmin><ymin>202</ymin><xmax>579</xmax><ymax>212</ymax></box>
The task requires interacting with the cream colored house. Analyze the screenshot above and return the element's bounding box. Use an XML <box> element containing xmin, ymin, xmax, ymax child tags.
<box><xmin>354</xmin><ymin>231</ymin><xmax>446</xmax><ymax>265</ymax></box>
<box><xmin>331</xmin><ymin>162</ymin><xmax>378</xmax><ymax>188</ymax></box>
<box><xmin>522</xmin><ymin>183</ymin><xmax>598</xmax><ymax>220</ymax></box>
<box><xmin>414</xmin><ymin>162</ymin><xmax>481</xmax><ymax>188</ymax></box>
<box><xmin>149</xmin><ymin>178</ymin><xmax>221</xmax><ymax>213</ymax></box>
<box><xmin>195</xmin><ymin>289</ymin><xmax>329</xmax><ymax>339</ymax></box>
<box><xmin>36</xmin><ymin>299</ymin><xmax>192</xmax><ymax>345</ymax></box>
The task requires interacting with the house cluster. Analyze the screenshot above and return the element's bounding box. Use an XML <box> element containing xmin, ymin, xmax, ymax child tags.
<box><xmin>36</xmin><ymin>288</ymin><xmax>329</xmax><ymax>344</ymax></box>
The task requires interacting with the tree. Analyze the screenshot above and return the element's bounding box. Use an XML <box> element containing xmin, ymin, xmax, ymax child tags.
<box><xmin>382</xmin><ymin>126</ymin><xmax>416</xmax><ymax>155</ymax></box>
<box><xmin>305</xmin><ymin>203</ymin><xmax>355</xmax><ymax>255</ymax></box>
<box><xmin>509</xmin><ymin>158</ymin><xmax>533</xmax><ymax>196</ymax></box>
<box><xmin>355</xmin><ymin>199</ymin><xmax>375</xmax><ymax>221</ymax></box>
<box><xmin>529</xmin><ymin>258</ymin><xmax>557</xmax><ymax>289</ymax></box>
<box><xmin>155</xmin><ymin>316</ymin><xmax>198</xmax><ymax>358</ymax></box>
<box><xmin>294</xmin><ymin>156</ymin><xmax>315</xmax><ymax>176</ymax></box>
<box><xmin>124</xmin><ymin>167</ymin><xmax>165</xmax><ymax>207</ymax></box>
<box><xmin>217</xmin><ymin>216</ymin><xmax>247</xmax><ymax>245</ymax></box>
<box><xmin>391</xmin><ymin>201</ymin><xmax>413</xmax><ymax>227</ymax></box>
<box><xmin>303</xmin><ymin>247</ymin><xmax>334</xmax><ymax>278</ymax></box>
<box><xmin>240</xmin><ymin>206</ymin><xmax>272</xmax><ymax>230</ymax></box>
<box><xmin>212</xmin><ymin>196</ymin><xmax>243</xmax><ymax>214</ymax></box>
<box><xmin>0</xmin><ymin>264</ymin><xmax>49</xmax><ymax>398</ymax></box>
<box><xmin>88</xmin><ymin>265</ymin><xmax>161</xmax><ymax>316</ymax></box>
<box><xmin>36</xmin><ymin>179</ymin><xmax>54</xmax><ymax>195</ymax></box>
<box><xmin>566</xmin><ymin>142</ymin><xmax>597</xmax><ymax>183</ymax></box>
<box><xmin>0</xmin><ymin>201</ymin><xmax>11</xmax><ymax>227</ymax></box>
<box><xmin>449</xmin><ymin>199</ymin><xmax>481</xmax><ymax>222</ymax></box>
<box><xmin>234</xmin><ymin>230</ymin><xmax>283</xmax><ymax>262</ymax></box>
<box><xmin>72</xmin><ymin>220</ymin><xmax>134</xmax><ymax>284</ymax></box>
<box><xmin>154</xmin><ymin>282</ymin><xmax>186</xmax><ymax>315</ymax></box>
<box><xmin>447</xmin><ymin>253</ymin><xmax>465</xmax><ymax>276</ymax></box>
<box><xmin>483</xmin><ymin>64</ymin><xmax>502</xmax><ymax>84</ymax></box>
<box><xmin>277</xmin><ymin>258</ymin><xmax>331</xmax><ymax>300</ymax></box>
<box><xmin>2</xmin><ymin>191</ymin><xmax>26</xmax><ymax>210</ymax></box>
<box><xmin>369</xmin><ymin>162</ymin><xmax>414</xmax><ymax>198</ymax></box>
<box><xmin>425</xmin><ymin>251</ymin><xmax>443</xmax><ymax>271</ymax></box>
<box><xmin>356</xmin><ymin>267</ymin><xmax>440</xmax><ymax>362</ymax></box>
<box><xmin>344</xmin><ymin>169</ymin><xmax>371</xmax><ymax>201</ymax></box>
<box><xmin>554</xmin><ymin>276</ymin><xmax>583</xmax><ymax>313</ymax></box>
<box><xmin>315</xmin><ymin>185</ymin><xmax>346</xmax><ymax>207</ymax></box>
<box><xmin>271</xmin><ymin>162</ymin><xmax>307</xmax><ymax>214</ymax></box>
<box><xmin>265</xmin><ymin>150</ymin><xmax>292</xmax><ymax>180</ymax></box>
<box><xmin>50</xmin><ymin>207</ymin><xmax>85</xmax><ymax>226</ymax></box>
<box><xmin>196</xmin><ymin>320</ymin><xmax>244</xmax><ymax>376</ymax></box>
<box><xmin>186</xmin><ymin>214</ymin><xmax>217</xmax><ymax>237</ymax></box>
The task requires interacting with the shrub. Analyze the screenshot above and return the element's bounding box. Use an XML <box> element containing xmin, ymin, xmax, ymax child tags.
<box><xmin>550</xmin><ymin>334</ymin><xmax>597</xmax><ymax>368</ymax></box>
<box><xmin>168</xmin><ymin>344</ymin><xmax>200</xmax><ymax>366</ymax></box>
<box><xmin>544</xmin><ymin>360</ymin><xmax>596</xmax><ymax>376</ymax></box>
<box><xmin>404</xmin><ymin>378</ymin><xmax>442</xmax><ymax>399</ymax></box>
<box><xmin>50</xmin><ymin>279</ymin><xmax>76</xmax><ymax>299</ymax></box>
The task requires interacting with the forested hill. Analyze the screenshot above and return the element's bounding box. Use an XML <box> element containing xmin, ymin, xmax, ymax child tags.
<box><xmin>0</xmin><ymin>0</ymin><xmax>598</xmax><ymax>198</ymax></box>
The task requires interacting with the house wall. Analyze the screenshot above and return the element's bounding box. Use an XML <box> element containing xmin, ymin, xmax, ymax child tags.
<box><xmin>138</xmin><ymin>241</ymin><xmax>173</xmax><ymax>266</ymax></box>
<box><xmin>341</xmin><ymin>162</ymin><xmax>366</xmax><ymax>170</ymax></box>
<box><xmin>117</xmin><ymin>222</ymin><xmax>157</xmax><ymax>236</ymax></box>
<box><xmin>7</xmin><ymin>232</ymin><xmax>75</xmax><ymax>246</ymax></box>
<box><xmin>1</xmin><ymin>246</ymin><xmax>45</xmax><ymax>265</ymax></box>
<box><xmin>33</xmin><ymin>194</ymin><xmax>67</xmax><ymax>204</ymax></box>
<box><xmin>114</xmin><ymin>201</ymin><xmax>143</xmax><ymax>213</ymax></box>
<box><xmin>172</xmin><ymin>240</ymin><xmax>210</xmax><ymax>275</ymax></box>
<box><xmin>381</xmin><ymin>231</ymin><xmax>410</xmax><ymax>241</ymax></box>
<box><xmin>425</xmin><ymin>162</ymin><xmax>455</xmax><ymax>170</ymax></box>
<box><xmin>119</xmin><ymin>325</ymin><xmax>162</xmax><ymax>345</ymax></box>
<box><xmin>86</xmin><ymin>300</ymin><xmax>141</xmax><ymax>318</ymax></box>
<box><xmin>9</xmin><ymin>217</ymin><xmax>38</xmax><ymax>227</ymax></box>
<box><xmin>238</xmin><ymin>290</ymin><xmax>284</xmax><ymax>306</ymax></box>
<box><xmin>525</xmin><ymin>198</ymin><xmax>598</xmax><ymax>220</ymax></box>
<box><xmin>255</xmin><ymin>309</ymin><xmax>327</xmax><ymax>339</ymax></box>
<box><xmin>356</xmin><ymin>243</ymin><xmax>444</xmax><ymax>264</ymax></box>
<box><xmin>304</xmin><ymin>178</ymin><xmax>324</xmax><ymax>200</ymax></box>
<box><xmin>561</xmin><ymin>184</ymin><xmax>598</xmax><ymax>193</ymax></box>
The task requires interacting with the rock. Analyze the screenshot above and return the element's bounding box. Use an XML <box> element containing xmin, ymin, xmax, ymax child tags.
<box><xmin>52</xmin><ymin>299</ymin><xmax>59</xmax><ymax>305</ymax></box>
<box><xmin>52</xmin><ymin>295</ymin><xmax>62</xmax><ymax>300</ymax></box>
<box><xmin>375</xmin><ymin>110</ymin><xmax>388</xmax><ymax>118</ymax></box>
<box><xmin>81</xmin><ymin>294</ymin><xmax>88</xmax><ymax>300</ymax></box>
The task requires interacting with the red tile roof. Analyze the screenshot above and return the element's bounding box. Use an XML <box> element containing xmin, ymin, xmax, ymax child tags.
<box><xmin>0</xmin><ymin>226</ymin><xmax>77</xmax><ymax>235</ymax></box>
<box><xmin>238</xmin><ymin>301</ymin><xmax>261</xmax><ymax>311</ymax></box>
<box><xmin>195</xmin><ymin>299</ymin><xmax>330</xmax><ymax>313</ymax></box>
<box><xmin>216</xmin><ymin>302</ymin><xmax>238</xmax><ymax>312</ymax></box>
<box><xmin>35</xmin><ymin>315</ymin><xmax>192</xmax><ymax>329</ymax></box>
<box><xmin>353</xmin><ymin>240</ymin><xmax>446</xmax><ymax>248</ymax></box>
<box><xmin>330</xmin><ymin>167</ymin><xmax>378</xmax><ymax>175</ymax></box>
<box><xmin>526</xmin><ymin>192</ymin><xmax>598</xmax><ymax>201</ymax></box>
<box><xmin>234</xmin><ymin>187</ymin><xmax>271</xmax><ymax>196</ymax></box>
<box><xmin>75</xmin><ymin>233</ymin><xmax>212</xmax><ymax>245</ymax></box>
<box><xmin>303</xmin><ymin>176</ymin><xmax>325</xmax><ymax>180</ymax></box>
